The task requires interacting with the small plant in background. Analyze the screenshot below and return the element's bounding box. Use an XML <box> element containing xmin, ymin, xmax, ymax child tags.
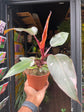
<box><xmin>61</xmin><ymin>108</ymin><xmax>66</xmax><ymax>112</ymax></box>
<box><xmin>15</xmin><ymin>73</ymin><xmax>26</xmax><ymax>111</ymax></box>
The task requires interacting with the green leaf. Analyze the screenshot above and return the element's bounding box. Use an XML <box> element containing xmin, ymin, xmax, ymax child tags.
<box><xmin>47</xmin><ymin>54</ymin><xmax>79</xmax><ymax>103</ymax></box>
<box><xmin>28</xmin><ymin>65</ymin><xmax>37</xmax><ymax>69</ymax></box>
<box><xmin>50</xmin><ymin>32</ymin><xmax>69</xmax><ymax>47</ymax></box>
<box><xmin>61</xmin><ymin>108</ymin><xmax>66</xmax><ymax>112</ymax></box>
<box><xmin>14</xmin><ymin>27</ymin><xmax>38</xmax><ymax>35</ymax></box>
<box><xmin>2</xmin><ymin>59</ymin><xmax>34</xmax><ymax>80</ymax></box>
<box><xmin>20</xmin><ymin>57</ymin><xmax>35</xmax><ymax>61</ymax></box>
<box><xmin>4</xmin><ymin>27</ymin><xmax>38</xmax><ymax>35</ymax></box>
<box><xmin>41</xmin><ymin>65</ymin><xmax>49</xmax><ymax>72</ymax></box>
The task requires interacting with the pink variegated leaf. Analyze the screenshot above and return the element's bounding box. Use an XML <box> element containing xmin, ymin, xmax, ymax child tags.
<box><xmin>47</xmin><ymin>54</ymin><xmax>80</xmax><ymax>104</ymax></box>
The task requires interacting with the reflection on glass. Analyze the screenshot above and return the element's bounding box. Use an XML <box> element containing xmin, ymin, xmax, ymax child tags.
<box><xmin>82</xmin><ymin>3</ymin><xmax>84</xmax><ymax>112</ymax></box>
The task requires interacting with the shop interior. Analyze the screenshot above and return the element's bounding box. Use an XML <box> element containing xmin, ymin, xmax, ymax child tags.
<box><xmin>10</xmin><ymin>1</ymin><xmax>72</xmax><ymax>112</ymax></box>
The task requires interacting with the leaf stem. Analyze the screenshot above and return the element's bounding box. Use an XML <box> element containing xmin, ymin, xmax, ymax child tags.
<box><xmin>44</xmin><ymin>46</ymin><xmax>51</xmax><ymax>56</ymax></box>
<box><xmin>33</xmin><ymin>35</ymin><xmax>40</xmax><ymax>47</ymax></box>
<box><xmin>33</xmin><ymin>35</ymin><xmax>45</xmax><ymax>59</ymax></box>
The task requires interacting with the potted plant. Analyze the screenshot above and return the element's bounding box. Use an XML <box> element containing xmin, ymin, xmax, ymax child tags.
<box><xmin>3</xmin><ymin>12</ymin><xmax>80</xmax><ymax>104</ymax></box>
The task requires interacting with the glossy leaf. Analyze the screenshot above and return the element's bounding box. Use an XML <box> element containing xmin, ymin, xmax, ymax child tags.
<box><xmin>50</xmin><ymin>32</ymin><xmax>69</xmax><ymax>47</ymax></box>
<box><xmin>47</xmin><ymin>54</ymin><xmax>80</xmax><ymax>103</ymax></box>
<box><xmin>4</xmin><ymin>27</ymin><xmax>38</xmax><ymax>35</ymax></box>
<box><xmin>2</xmin><ymin>58</ymin><xmax>34</xmax><ymax>80</ymax></box>
<box><xmin>39</xmin><ymin>11</ymin><xmax>52</xmax><ymax>49</ymax></box>
<box><xmin>20</xmin><ymin>57</ymin><xmax>35</xmax><ymax>61</ymax></box>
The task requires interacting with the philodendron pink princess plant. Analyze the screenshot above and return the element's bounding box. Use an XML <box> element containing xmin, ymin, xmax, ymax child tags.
<box><xmin>3</xmin><ymin>11</ymin><xmax>81</xmax><ymax>105</ymax></box>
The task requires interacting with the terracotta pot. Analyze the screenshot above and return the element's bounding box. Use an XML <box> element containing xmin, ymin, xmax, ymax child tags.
<box><xmin>26</xmin><ymin>72</ymin><xmax>50</xmax><ymax>91</ymax></box>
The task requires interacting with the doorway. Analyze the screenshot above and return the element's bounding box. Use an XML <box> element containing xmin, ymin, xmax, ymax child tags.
<box><xmin>8</xmin><ymin>1</ymin><xmax>71</xmax><ymax>112</ymax></box>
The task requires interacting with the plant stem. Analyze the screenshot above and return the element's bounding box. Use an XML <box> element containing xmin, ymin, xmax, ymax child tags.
<box><xmin>44</xmin><ymin>46</ymin><xmax>51</xmax><ymax>56</ymax></box>
<box><xmin>41</xmin><ymin>46</ymin><xmax>51</xmax><ymax>62</ymax></box>
<box><xmin>33</xmin><ymin>35</ymin><xmax>40</xmax><ymax>47</ymax></box>
<box><xmin>33</xmin><ymin>35</ymin><xmax>45</xmax><ymax>59</ymax></box>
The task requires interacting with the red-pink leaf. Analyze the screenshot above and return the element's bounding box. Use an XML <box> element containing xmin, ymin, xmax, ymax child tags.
<box><xmin>39</xmin><ymin>11</ymin><xmax>52</xmax><ymax>49</ymax></box>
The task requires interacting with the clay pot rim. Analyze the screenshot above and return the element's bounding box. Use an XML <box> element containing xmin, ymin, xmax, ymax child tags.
<box><xmin>26</xmin><ymin>71</ymin><xmax>50</xmax><ymax>78</ymax></box>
